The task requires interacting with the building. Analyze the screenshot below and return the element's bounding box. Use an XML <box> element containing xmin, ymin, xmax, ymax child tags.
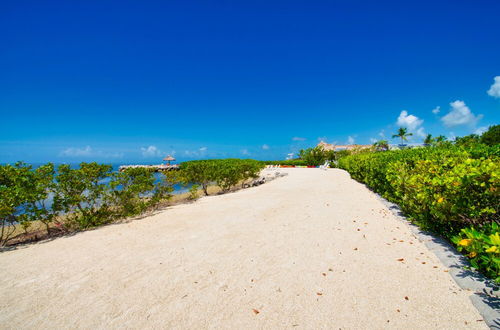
<box><xmin>317</xmin><ymin>141</ymin><xmax>372</xmax><ymax>151</ymax></box>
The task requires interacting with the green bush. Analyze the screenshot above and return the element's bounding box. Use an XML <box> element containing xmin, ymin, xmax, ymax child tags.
<box><xmin>339</xmin><ymin>144</ymin><xmax>500</xmax><ymax>281</ymax></box>
<box><xmin>0</xmin><ymin>162</ymin><xmax>179</xmax><ymax>245</ymax></box>
<box><xmin>452</xmin><ymin>222</ymin><xmax>500</xmax><ymax>282</ymax></box>
<box><xmin>480</xmin><ymin>124</ymin><xmax>500</xmax><ymax>146</ymax></box>
<box><xmin>180</xmin><ymin>159</ymin><xmax>264</xmax><ymax>194</ymax></box>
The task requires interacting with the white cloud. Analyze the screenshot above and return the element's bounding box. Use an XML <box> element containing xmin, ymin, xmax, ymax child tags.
<box><xmin>286</xmin><ymin>152</ymin><xmax>294</xmax><ymax>160</ymax></box>
<box><xmin>141</xmin><ymin>145</ymin><xmax>162</xmax><ymax>157</ymax></box>
<box><xmin>441</xmin><ymin>100</ymin><xmax>482</xmax><ymax>127</ymax></box>
<box><xmin>487</xmin><ymin>76</ymin><xmax>500</xmax><ymax>98</ymax></box>
<box><xmin>262</xmin><ymin>144</ymin><xmax>270</xmax><ymax>150</ymax></box>
<box><xmin>292</xmin><ymin>137</ymin><xmax>306</xmax><ymax>141</ymax></box>
<box><xmin>378</xmin><ymin>129</ymin><xmax>385</xmax><ymax>138</ymax></box>
<box><xmin>396</xmin><ymin>110</ymin><xmax>426</xmax><ymax>138</ymax></box>
<box><xmin>60</xmin><ymin>146</ymin><xmax>92</xmax><ymax>157</ymax></box>
<box><xmin>241</xmin><ymin>149</ymin><xmax>250</xmax><ymax>156</ymax></box>
<box><xmin>370</xmin><ymin>138</ymin><xmax>377</xmax><ymax>143</ymax></box>
<box><xmin>432</xmin><ymin>106</ymin><xmax>441</xmax><ymax>114</ymax></box>
<box><xmin>397</xmin><ymin>110</ymin><xmax>424</xmax><ymax>131</ymax></box>
<box><xmin>474</xmin><ymin>126</ymin><xmax>488</xmax><ymax>135</ymax></box>
<box><xmin>347</xmin><ymin>136</ymin><xmax>355</xmax><ymax>144</ymax></box>
<box><xmin>199</xmin><ymin>147</ymin><xmax>207</xmax><ymax>152</ymax></box>
<box><xmin>317</xmin><ymin>136</ymin><xmax>328</xmax><ymax>142</ymax></box>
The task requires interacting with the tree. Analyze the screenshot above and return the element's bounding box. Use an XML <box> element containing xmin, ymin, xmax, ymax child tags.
<box><xmin>455</xmin><ymin>134</ymin><xmax>480</xmax><ymax>147</ymax></box>
<box><xmin>53</xmin><ymin>162</ymin><xmax>113</xmax><ymax>228</ymax></box>
<box><xmin>299</xmin><ymin>147</ymin><xmax>327</xmax><ymax>166</ymax></box>
<box><xmin>435</xmin><ymin>135</ymin><xmax>447</xmax><ymax>144</ymax></box>
<box><xmin>392</xmin><ymin>127</ymin><xmax>413</xmax><ymax>146</ymax></box>
<box><xmin>480</xmin><ymin>125</ymin><xmax>500</xmax><ymax>146</ymax></box>
<box><xmin>373</xmin><ymin>140</ymin><xmax>389</xmax><ymax>152</ymax></box>
<box><xmin>423</xmin><ymin>134</ymin><xmax>434</xmax><ymax>146</ymax></box>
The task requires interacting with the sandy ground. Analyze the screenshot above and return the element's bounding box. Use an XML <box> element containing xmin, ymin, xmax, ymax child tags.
<box><xmin>0</xmin><ymin>168</ymin><xmax>487</xmax><ymax>329</ymax></box>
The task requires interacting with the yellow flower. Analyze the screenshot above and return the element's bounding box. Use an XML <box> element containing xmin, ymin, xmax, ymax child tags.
<box><xmin>458</xmin><ymin>239</ymin><xmax>473</xmax><ymax>247</ymax></box>
<box><xmin>485</xmin><ymin>246</ymin><xmax>498</xmax><ymax>253</ymax></box>
<box><xmin>437</xmin><ymin>197</ymin><xmax>444</xmax><ymax>203</ymax></box>
<box><xmin>468</xmin><ymin>251</ymin><xmax>477</xmax><ymax>258</ymax></box>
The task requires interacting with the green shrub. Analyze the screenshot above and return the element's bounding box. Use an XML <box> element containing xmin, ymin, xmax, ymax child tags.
<box><xmin>108</xmin><ymin>167</ymin><xmax>157</xmax><ymax>217</ymax></box>
<box><xmin>452</xmin><ymin>223</ymin><xmax>500</xmax><ymax>283</ymax></box>
<box><xmin>188</xmin><ymin>184</ymin><xmax>200</xmax><ymax>200</ymax></box>
<box><xmin>180</xmin><ymin>159</ymin><xmax>264</xmax><ymax>194</ymax></box>
<box><xmin>480</xmin><ymin>125</ymin><xmax>500</xmax><ymax>146</ymax></box>
<box><xmin>53</xmin><ymin>163</ymin><xmax>114</xmax><ymax>229</ymax></box>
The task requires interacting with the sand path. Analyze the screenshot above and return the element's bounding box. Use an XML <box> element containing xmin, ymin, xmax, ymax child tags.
<box><xmin>0</xmin><ymin>168</ymin><xmax>486</xmax><ymax>329</ymax></box>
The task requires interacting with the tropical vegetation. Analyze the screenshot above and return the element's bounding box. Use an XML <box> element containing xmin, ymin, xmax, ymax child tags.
<box><xmin>1</xmin><ymin>159</ymin><xmax>265</xmax><ymax>246</ymax></box>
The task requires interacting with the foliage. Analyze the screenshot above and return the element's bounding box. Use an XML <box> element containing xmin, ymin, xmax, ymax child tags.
<box><xmin>373</xmin><ymin>140</ymin><xmax>389</xmax><ymax>152</ymax></box>
<box><xmin>392</xmin><ymin>127</ymin><xmax>412</xmax><ymax>145</ymax></box>
<box><xmin>0</xmin><ymin>163</ymin><xmax>34</xmax><ymax>245</ymax></box>
<box><xmin>455</xmin><ymin>134</ymin><xmax>480</xmax><ymax>148</ymax></box>
<box><xmin>188</xmin><ymin>184</ymin><xmax>200</xmax><ymax>200</ymax></box>
<box><xmin>339</xmin><ymin>143</ymin><xmax>500</xmax><ymax>281</ymax></box>
<box><xmin>180</xmin><ymin>159</ymin><xmax>264</xmax><ymax>193</ymax></box>
<box><xmin>0</xmin><ymin>162</ymin><xmax>180</xmax><ymax>245</ymax></box>
<box><xmin>53</xmin><ymin>163</ymin><xmax>114</xmax><ymax>229</ymax></box>
<box><xmin>298</xmin><ymin>146</ymin><xmax>336</xmax><ymax>166</ymax></box>
<box><xmin>108</xmin><ymin>167</ymin><xmax>157</xmax><ymax>217</ymax></box>
<box><xmin>452</xmin><ymin>222</ymin><xmax>500</xmax><ymax>283</ymax></box>
<box><xmin>423</xmin><ymin>134</ymin><xmax>434</xmax><ymax>146</ymax></box>
<box><xmin>480</xmin><ymin>125</ymin><xmax>500</xmax><ymax>146</ymax></box>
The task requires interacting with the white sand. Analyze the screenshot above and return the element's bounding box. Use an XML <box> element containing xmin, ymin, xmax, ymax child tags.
<box><xmin>0</xmin><ymin>168</ymin><xmax>486</xmax><ymax>329</ymax></box>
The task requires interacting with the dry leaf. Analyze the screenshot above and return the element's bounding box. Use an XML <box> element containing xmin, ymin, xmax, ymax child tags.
<box><xmin>316</xmin><ymin>292</ymin><xmax>323</xmax><ymax>296</ymax></box>
<box><xmin>252</xmin><ymin>309</ymin><xmax>260</xmax><ymax>315</ymax></box>
<box><xmin>404</xmin><ymin>296</ymin><xmax>409</xmax><ymax>301</ymax></box>
<box><xmin>322</xmin><ymin>273</ymin><xmax>327</xmax><ymax>276</ymax></box>
<box><xmin>397</xmin><ymin>258</ymin><xmax>404</xmax><ymax>262</ymax></box>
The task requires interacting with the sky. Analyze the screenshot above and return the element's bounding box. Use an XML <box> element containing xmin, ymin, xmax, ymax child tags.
<box><xmin>1</xmin><ymin>0</ymin><xmax>499</xmax><ymax>163</ymax></box>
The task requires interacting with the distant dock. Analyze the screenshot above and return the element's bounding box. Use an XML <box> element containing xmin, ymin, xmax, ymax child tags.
<box><xmin>118</xmin><ymin>164</ymin><xmax>180</xmax><ymax>172</ymax></box>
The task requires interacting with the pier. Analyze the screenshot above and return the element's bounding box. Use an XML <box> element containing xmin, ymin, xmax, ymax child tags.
<box><xmin>118</xmin><ymin>164</ymin><xmax>180</xmax><ymax>172</ymax></box>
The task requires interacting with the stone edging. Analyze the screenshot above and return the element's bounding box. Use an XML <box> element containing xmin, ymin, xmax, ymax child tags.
<box><xmin>374</xmin><ymin>193</ymin><xmax>500</xmax><ymax>329</ymax></box>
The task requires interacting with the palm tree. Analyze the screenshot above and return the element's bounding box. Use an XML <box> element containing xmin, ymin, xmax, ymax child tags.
<box><xmin>392</xmin><ymin>127</ymin><xmax>413</xmax><ymax>146</ymax></box>
<box><xmin>435</xmin><ymin>135</ymin><xmax>447</xmax><ymax>143</ymax></box>
<box><xmin>423</xmin><ymin>134</ymin><xmax>434</xmax><ymax>146</ymax></box>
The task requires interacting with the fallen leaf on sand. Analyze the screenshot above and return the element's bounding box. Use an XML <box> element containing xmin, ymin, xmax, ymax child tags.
<box><xmin>322</xmin><ymin>273</ymin><xmax>327</xmax><ymax>276</ymax></box>
<box><xmin>317</xmin><ymin>292</ymin><xmax>323</xmax><ymax>296</ymax></box>
<box><xmin>404</xmin><ymin>296</ymin><xmax>409</xmax><ymax>301</ymax></box>
<box><xmin>353</xmin><ymin>248</ymin><xmax>358</xmax><ymax>251</ymax></box>
<box><xmin>252</xmin><ymin>309</ymin><xmax>260</xmax><ymax>315</ymax></box>
<box><xmin>397</xmin><ymin>258</ymin><xmax>404</xmax><ymax>262</ymax></box>
<box><xmin>421</xmin><ymin>262</ymin><xmax>426</xmax><ymax>264</ymax></box>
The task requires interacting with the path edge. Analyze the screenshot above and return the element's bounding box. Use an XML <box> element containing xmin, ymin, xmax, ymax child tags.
<box><xmin>373</xmin><ymin>191</ymin><xmax>500</xmax><ymax>328</ymax></box>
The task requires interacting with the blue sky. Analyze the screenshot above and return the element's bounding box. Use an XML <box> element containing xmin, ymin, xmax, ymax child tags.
<box><xmin>1</xmin><ymin>0</ymin><xmax>499</xmax><ymax>163</ymax></box>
